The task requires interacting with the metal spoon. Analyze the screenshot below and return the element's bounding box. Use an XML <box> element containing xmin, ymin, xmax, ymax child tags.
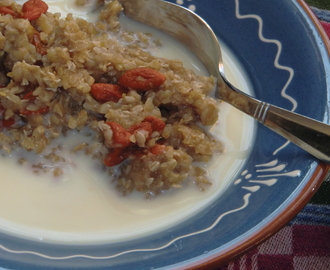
<box><xmin>116</xmin><ymin>0</ymin><xmax>330</xmax><ymax>163</ymax></box>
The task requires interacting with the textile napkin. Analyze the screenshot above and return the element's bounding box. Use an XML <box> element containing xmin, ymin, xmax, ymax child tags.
<box><xmin>218</xmin><ymin>6</ymin><xmax>330</xmax><ymax>270</ymax></box>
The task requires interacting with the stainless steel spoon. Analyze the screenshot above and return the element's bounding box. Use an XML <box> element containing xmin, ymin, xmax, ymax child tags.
<box><xmin>115</xmin><ymin>0</ymin><xmax>330</xmax><ymax>163</ymax></box>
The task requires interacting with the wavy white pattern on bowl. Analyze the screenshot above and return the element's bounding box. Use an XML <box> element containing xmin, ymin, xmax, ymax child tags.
<box><xmin>0</xmin><ymin>0</ymin><xmax>300</xmax><ymax>261</ymax></box>
<box><xmin>235</xmin><ymin>0</ymin><xmax>295</xmax><ymax>156</ymax></box>
<box><xmin>231</xmin><ymin>0</ymin><xmax>300</xmax><ymax>192</ymax></box>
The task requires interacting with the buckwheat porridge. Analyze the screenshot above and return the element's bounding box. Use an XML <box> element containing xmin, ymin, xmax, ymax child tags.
<box><xmin>0</xmin><ymin>0</ymin><xmax>254</xmax><ymax>243</ymax></box>
<box><xmin>0</xmin><ymin>0</ymin><xmax>223</xmax><ymax>196</ymax></box>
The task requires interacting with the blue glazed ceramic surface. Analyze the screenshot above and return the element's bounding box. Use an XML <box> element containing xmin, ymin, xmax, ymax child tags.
<box><xmin>0</xmin><ymin>0</ymin><xmax>329</xmax><ymax>269</ymax></box>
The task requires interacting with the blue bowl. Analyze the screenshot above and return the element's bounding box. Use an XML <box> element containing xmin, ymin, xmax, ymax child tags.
<box><xmin>0</xmin><ymin>0</ymin><xmax>329</xmax><ymax>269</ymax></box>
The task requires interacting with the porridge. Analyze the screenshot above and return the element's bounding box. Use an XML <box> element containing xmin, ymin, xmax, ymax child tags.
<box><xmin>0</xmin><ymin>0</ymin><xmax>255</xmax><ymax>243</ymax></box>
<box><xmin>0</xmin><ymin>0</ymin><xmax>222</xmax><ymax>197</ymax></box>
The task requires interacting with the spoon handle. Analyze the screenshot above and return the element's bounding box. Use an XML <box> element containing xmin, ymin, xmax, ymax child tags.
<box><xmin>218</xmin><ymin>79</ymin><xmax>330</xmax><ymax>163</ymax></box>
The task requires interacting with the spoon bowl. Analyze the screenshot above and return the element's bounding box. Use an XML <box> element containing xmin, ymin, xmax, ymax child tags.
<box><xmin>117</xmin><ymin>0</ymin><xmax>330</xmax><ymax>163</ymax></box>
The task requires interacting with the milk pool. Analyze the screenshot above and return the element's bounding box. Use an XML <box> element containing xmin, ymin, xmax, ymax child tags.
<box><xmin>0</xmin><ymin>0</ymin><xmax>255</xmax><ymax>244</ymax></box>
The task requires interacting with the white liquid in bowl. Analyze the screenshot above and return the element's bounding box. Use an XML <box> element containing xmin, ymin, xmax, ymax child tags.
<box><xmin>0</xmin><ymin>0</ymin><xmax>255</xmax><ymax>244</ymax></box>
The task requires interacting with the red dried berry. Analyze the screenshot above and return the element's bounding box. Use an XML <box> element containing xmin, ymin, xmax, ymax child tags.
<box><xmin>119</xmin><ymin>67</ymin><xmax>166</xmax><ymax>91</ymax></box>
<box><xmin>91</xmin><ymin>83</ymin><xmax>124</xmax><ymax>103</ymax></box>
<box><xmin>149</xmin><ymin>144</ymin><xmax>166</xmax><ymax>155</ymax></box>
<box><xmin>143</xmin><ymin>116</ymin><xmax>165</xmax><ymax>132</ymax></box>
<box><xmin>106</xmin><ymin>122</ymin><xmax>131</xmax><ymax>148</ymax></box>
<box><xmin>104</xmin><ymin>148</ymin><xmax>129</xmax><ymax>167</ymax></box>
<box><xmin>21</xmin><ymin>0</ymin><xmax>48</xmax><ymax>21</ymax></box>
<box><xmin>2</xmin><ymin>117</ymin><xmax>15</xmax><ymax>128</ymax></box>
<box><xmin>0</xmin><ymin>6</ymin><xmax>17</xmax><ymax>17</ymax></box>
<box><xmin>19</xmin><ymin>106</ymin><xmax>49</xmax><ymax>116</ymax></box>
<box><xmin>127</xmin><ymin>122</ymin><xmax>153</xmax><ymax>139</ymax></box>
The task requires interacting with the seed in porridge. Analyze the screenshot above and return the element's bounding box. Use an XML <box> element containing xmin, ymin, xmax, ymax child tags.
<box><xmin>44</xmin><ymin>153</ymin><xmax>66</xmax><ymax>162</ymax></box>
<box><xmin>32</xmin><ymin>163</ymin><xmax>45</xmax><ymax>170</ymax></box>
<box><xmin>72</xmin><ymin>143</ymin><xmax>89</xmax><ymax>153</ymax></box>
<box><xmin>118</xmin><ymin>67</ymin><xmax>166</xmax><ymax>91</ymax></box>
<box><xmin>31</xmin><ymin>32</ymin><xmax>47</xmax><ymax>56</ymax></box>
<box><xmin>18</xmin><ymin>158</ymin><xmax>27</xmax><ymax>165</ymax></box>
<box><xmin>53</xmin><ymin>167</ymin><xmax>64</xmax><ymax>177</ymax></box>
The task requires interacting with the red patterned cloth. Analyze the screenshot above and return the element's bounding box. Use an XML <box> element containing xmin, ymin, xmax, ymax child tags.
<box><xmin>217</xmin><ymin>11</ymin><xmax>330</xmax><ymax>270</ymax></box>
<box><xmin>320</xmin><ymin>21</ymin><xmax>330</xmax><ymax>38</ymax></box>
<box><xmin>219</xmin><ymin>225</ymin><xmax>330</xmax><ymax>270</ymax></box>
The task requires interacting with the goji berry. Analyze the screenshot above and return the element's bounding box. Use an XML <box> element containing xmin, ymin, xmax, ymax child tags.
<box><xmin>31</xmin><ymin>32</ymin><xmax>47</xmax><ymax>56</ymax></box>
<box><xmin>23</xmin><ymin>91</ymin><xmax>36</xmax><ymax>100</ymax></box>
<box><xmin>90</xmin><ymin>83</ymin><xmax>124</xmax><ymax>103</ymax></box>
<box><xmin>2</xmin><ymin>117</ymin><xmax>15</xmax><ymax>128</ymax></box>
<box><xmin>106</xmin><ymin>122</ymin><xmax>131</xmax><ymax>148</ymax></box>
<box><xmin>118</xmin><ymin>67</ymin><xmax>166</xmax><ymax>91</ymax></box>
<box><xmin>104</xmin><ymin>148</ymin><xmax>129</xmax><ymax>167</ymax></box>
<box><xmin>143</xmin><ymin>116</ymin><xmax>165</xmax><ymax>132</ymax></box>
<box><xmin>20</xmin><ymin>106</ymin><xmax>49</xmax><ymax>116</ymax></box>
<box><xmin>0</xmin><ymin>104</ymin><xmax>15</xmax><ymax>127</ymax></box>
<box><xmin>127</xmin><ymin>122</ymin><xmax>152</xmax><ymax>138</ymax></box>
<box><xmin>20</xmin><ymin>0</ymin><xmax>48</xmax><ymax>21</ymax></box>
<box><xmin>0</xmin><ymin>6</ymin><xmax>17</xmax><ymax>17</ymax></box>
<box><xmin>149</xmin><ymin>144</ymin><xmax>166</xmax><ymax>155</ymax></box>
